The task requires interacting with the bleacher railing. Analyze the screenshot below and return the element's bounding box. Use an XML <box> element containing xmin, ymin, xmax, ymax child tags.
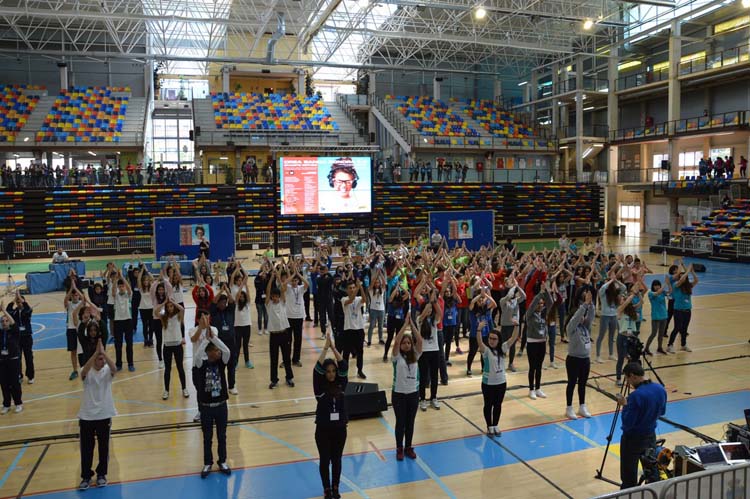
<box><xmin>617</xmin><ymin>67</ymin><xmax>670</xmax><ymax>91</ymax></box>
<box><xmin>736</xmin><ymin>239</ymin><xmax>750</xmax><ymax>258</ymax></box>
<box><xmin>611</xmin><ymin>110</ymin><xmax>747</xmax><ymax>142</ymax></box>
<box><xmin>661</xmin><ymin>234</ymin><xmax>714</xmax><ymax>254</ymax></box>
<box><xmin>680</xmin><ymin>43</ymin><xmax>750</xmax><ymax>76</ymax></box>
<box><xmin>592</xmin><ymin>485</ymin><xmax>658</xmax><ymax>499</ymax></box>
<box><xmin>495</xmin><ymin>222</ymin><xmax>601</xmax><ymax>238</ymax></box>
<box><xmin>377</xmin><ymin>167</ymin><xmax>553</xmax><ymax>184</ymax></box>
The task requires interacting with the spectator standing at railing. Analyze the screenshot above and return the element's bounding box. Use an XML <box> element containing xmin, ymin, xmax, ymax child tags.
<box><xmin>726</xmin><ymin>156</ymin><xmax>735</xmax><ymax>178</ymax></box>
<box><xmin>426</xmin><ymin>162</ymin><xmax>433</xmax><ymax>182</ymax></box>
<box><xmin>419</xmin><ymin>162</ymin><xmax>428</xmax><ymax>182</ymax></box>
<box><xmin>454</xmin><ymin>162</ymin><xmax>462</xmax><ymax>183</ymax></box>
<box><xmin>462</xmin><ymin>163</ymin><xmax>469</xmax><ymax>183</ymax></box>
<box><xmin>740</xmin><ymin>156</ymin><xmax>748</xmax><ymax>177</ymax></box>
<box><xmin>714</xmin><ymin>156</ymin><xmax>724</xmax><ymax>178</ymax></box>
<box><xmin>393</xmin><ymin>162</ymin><xmax>401</xmax><ymax>182</ymax></box>
<box><xmin>698</xmin><ymin>157</ymin><xmax>707</xmax><ymax>178</ymax></box>
<box><xmin>445</xmin><ymin>161</ymin><xmax>453</xmax><ymax>182</ymax></box>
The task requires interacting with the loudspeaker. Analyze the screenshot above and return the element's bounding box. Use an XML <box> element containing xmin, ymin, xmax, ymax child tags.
<box><xmin>289</xmin><ymin>234</ymin><xmax>303</xmax><ymax>255</ymax></box>
<box><xmin>3</xmin><ymin>237</ymin><xmax>14</xmax><ymax>260</ymax></box>
<box><xmin>344</xmin><ymin>382</ymin><xmax>387</xmax><ymax>419</ymax></box>
<box><xmin>189</xmin><ymin>130</ymin><xmax>194</xmax><ymax>141</ymax></box>
<box><xmin>692</xmin><ymin>263</ymin><xmax>706</xmax><ymax>272</ymax></box>
<box><xmin>195</xmin><ymin>126</ymin><xmax>201</xmax><ymax>136</ymax></box>
<box><xmin>369</xmin><ymin>132</ymin><xmax>375</xmax><ymax>143</ymax></box>
<box><xmin>661</xmin><ymin>160</ymin><xmax>671</xmax><ymax>170</ymax></box>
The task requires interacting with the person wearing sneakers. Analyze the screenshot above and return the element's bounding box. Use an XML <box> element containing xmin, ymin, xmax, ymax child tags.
<box><xmin>565</xmin><ymin>288</ymin><xmax>595</xmax><ymax>420</ymax></box>
<box><xmin>7</xmin><ymin>291</ymin><xmax>34</xmax><ymax>384</ymax></box>
<box><xmin>313</xmin><ymin>333</ymin><xmax>348</xmax><ymax>499</ymax></box>
<box><xmin>64</xmin><ymin>284</ymin><xmax>83</xmax><ymax>380</ymax></box>
<box><xmin>111</xmin><ymin>271</ymin><xmax>135</xmax><ymax>372</ymax></box>
<box><xmin>524</xmin><ymin>281</ymin><xmax>553</xmax><ymax>400</ymax></box>
<box><xmin>234</xmin><ymin>275</ymin><xmax>254</xmax><ymax>369</ymax></box>
<box><xmin>596</xmin><ymin>272</ymin><xmax>625</xmax><ymax>364</ymax></box>
<box><xmin>644</xmin><ymin>279</ymin><xmax>668</xmax><ymax>355</ymax></box>
<box><xmin>366</xmin><ymin>273</ymin><xmax>386</xmax><ymax>347</ymax></box>
<box><xmin>77</xmin><ymin>339</ymin><xmax>116</xmax><ymax>490</ymax></box>
<box><xmin>391</xmin><ymin>316</ymin><xmax>423</xmax><ymax>461</ymax></box>
<box><xmin>154</xmin><ymin>298</ymin><xmax>189</xmax><ymax>400</ymax></box>
<box><xmin>254</xmin><ymin>266</ymin><xmax>270</xmax><ymax>337</ymax></box>
<box><xmin>499</xmin><ymin>275</ymin><xmax>525</xmax><ymax>373</ymax></box>
<box><xmin>615</xmin><ymin>285</ymin><xmax>640</xmax><ymax>387</ymax></box>
<box><xmin>666</xmin><ymin>263</ymin><xmax>698</xmax><ymax>354</ymax></box>
<box><xmin>616</xmin><ymin>362</ymin><xmax>667</xmax><ymax>489</ymax></box>
<box><xmin>0</xmin><ymin>303</ymin><xmax>22</xmax><ymax>414</ymax></box>
<box><xmin>266</xmin><ymin>268</ymin><xmax>294</xmax><ymax>389</ymax></box>
<box><xmin>285</xmin><ymin>263</ymin><xmax>308</xmax><ymax>368</ymax></box>
<box><xmin>478</xmin><ymin>326</ymin><xmax>518</xmax><ymax>435</ymax></box>
<box><xmin>192</xmin><ymin>325</ymin><xmax>232</xmax><ymax>479</ymax></box>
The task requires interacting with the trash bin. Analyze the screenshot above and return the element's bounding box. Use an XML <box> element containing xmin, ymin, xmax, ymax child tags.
<box><xmin>619</xmin><ymin>225</ymin><xmax>626</xmax><ymax>237</ymax></box>
<box><xmin>661</xmin><ymin>229</ymin><xmax>671</xmax><ymax>246</ymax></box>
<box><xmin>611</xmin><ymin>225</ymin><xmax>620</xmax><ymax>236</ymax></box>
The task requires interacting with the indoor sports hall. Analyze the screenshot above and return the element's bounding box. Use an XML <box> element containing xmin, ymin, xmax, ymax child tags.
<box><xmin>0</xmin><ymin>1</ymin><xmax>749</xmax><ymax>499</ymax></box>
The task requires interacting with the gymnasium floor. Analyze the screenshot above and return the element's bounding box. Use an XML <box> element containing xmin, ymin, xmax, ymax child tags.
<box><xmin>0</xmin><ymin>235</ymin><xmax>748</xmax><ymax>499</ymax></box>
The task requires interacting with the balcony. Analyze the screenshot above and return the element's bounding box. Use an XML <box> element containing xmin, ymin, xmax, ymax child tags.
<box><xmin>610</xmin><ymin>110</ymin><xmax>747</xmax><ymax>143</ymax></box>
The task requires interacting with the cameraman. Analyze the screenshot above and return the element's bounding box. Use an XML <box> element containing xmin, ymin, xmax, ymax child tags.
<box><xmin>615</xmin><ymin>362</ymin><xmax>667</xmax><ymax>489</ymax></box>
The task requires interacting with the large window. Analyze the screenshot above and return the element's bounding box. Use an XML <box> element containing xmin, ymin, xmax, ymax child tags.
<box><xmin>619</xmin><ymin>203</ymin><xmax>641</xmax><ymax>237</ymax></box>
<box><xmin>152</xmin><ymin>117</ymin><xmax>194</xmax><ymax>168</ymax></box>
<box><xmin>709</xmin><ymin>147</ymin><xmax>732</xmax><ymax>161</ymax></box>
<box><xmin>678</xmin><ymin>151</ymin><xmax>701</xmax><ymax>178</ymax></box>
<box><xmin>652</xmin><ymin>154</ymin><xmax>669</xmax><ymax>181</ymax></box>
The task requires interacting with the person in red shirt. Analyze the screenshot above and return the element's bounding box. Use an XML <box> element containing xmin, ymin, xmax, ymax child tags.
<box><xmin>455</xmin><ymin>274</ymin><xmax>470</xmax><ymax>354</ymax></box>
<box><xmin>489</xmin><ymin>261</ymin><xmax>506</xmax><ymax>324</ymax></box>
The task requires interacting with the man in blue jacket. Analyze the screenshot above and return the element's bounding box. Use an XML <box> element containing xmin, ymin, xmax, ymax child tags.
<box><xmin>615</xmin><ymin>362</ymin><xmax>667</xmax><ymax>489</ymax></box>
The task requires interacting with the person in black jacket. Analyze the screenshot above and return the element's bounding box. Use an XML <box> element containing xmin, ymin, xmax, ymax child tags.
<box><xmin>7</xmin><ymin>291</ymin><xmax>33</xmax><ymax>384</ymax></box>
<box><xmin>254</xmin><ymin>268</ymin><xmax>269</xmax><ymax>335</ymax></box>
<box><xmin>313</xmin><ymin>333</ymin><xmax>348</xmax><ymax>499</ymax></box>
<box><xmin>210</xmin><ymin>289</ymin><xmax>237</xmax><ymax>395</ymax></box>
<box><xmin>0</xmin><ymin>302</ymin><xmax>22</xmax><ymax>413</ymax></box>
<box><xmin>192</xmin><ymin>320</ymin><xmax>231</xmax><ymax>479</ymax></box>
<box><xmin>316</xmin><ymin>264</ymin><xmax>335</xmax><ymax>339</ymax></box>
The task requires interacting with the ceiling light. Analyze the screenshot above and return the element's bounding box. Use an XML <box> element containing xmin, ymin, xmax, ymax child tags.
<box><xmin>584</xmin><ymin>106</ymin><xmax>595</xmax><ymax>111</ymax></box>
<box><xmin>474</xmin><ymin>6</ymin><xmax>487</xmax><ymax>20</ymax></box>
<box><xmin>357</xmin><ymin>0</ymin><xmax>370</xmax><ymax>8</ymax></box>
<box><xmin>219</xmin><ymin>156</ymin><xmax>229</xmax><ymax>160</ymax></box>
<box><xmin>582</xmin><ymin>147</ymin><xmax>593</xmax><ymax>158</ymax></box>
<box><xmin>13</xmin><ymin>154</ymin><xmax>19</xmax><ymax>158</ymax></box>
<box><xmin>559</xmin><ymin>146</ymin><xmax>569</xmax><ymax>149</ymax></box>
<box><xmin>87</xmin><ymin>151</ymin><xmax>96</xmax><ymax>156</ymax></box>
<box><xmin>23</xmin><ymin>137</ymin><xmax>29</xmax><ymax>142</ymax></box>
<box><xmin>517</xmin><ymin>81</ymin><xmax>528</xmax><ymax>86</ymax></box>
<box><xmin>583</xmin><ymin>19</ymin><xmax>594</xmax><ymax>30</ymax></box>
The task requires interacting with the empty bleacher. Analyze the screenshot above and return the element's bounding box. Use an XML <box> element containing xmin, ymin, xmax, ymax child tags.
<box><xmin>0</xmin><ymin>85</ymin><xmax>42</xmax><ymax>142</ymax></box>
<box><xmin>36</xmin><ymin>86</ymin><xmax>130</xmax><ymax>143</ymax></box>
<box><xmin>211</xmin><ymin>92</ymin><xmax>338</xmax><ymax>131</ymax></box>
<box><xmin>460</xmin><ymin>98</ymin><xmax>534</xmax><ymax>139</ymax></box>
<box><xmin>390</xmin><ymin>95</ymin><xmax>480</xmax><ymax>145</ymax></box>
<box><xmin>681</xmin><ymin>198</ymin><xmax>750</xmax><ymax>253</ymax></box>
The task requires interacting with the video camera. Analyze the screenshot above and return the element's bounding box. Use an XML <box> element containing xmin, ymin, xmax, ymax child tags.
<box><xmin>626</xmin><ymin>335</ymin><xmax>645</xmax><ymax>363</ymax></box>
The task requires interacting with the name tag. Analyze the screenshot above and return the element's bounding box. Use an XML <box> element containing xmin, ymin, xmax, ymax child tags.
<box><xmin>395</xmin><ymin>311</ymin><xmax>403</xmax><ymax>320</ymax></box>
<box><xmin>222</xmin><ymin>325</ymin><xmax>230</xmax><ymax>332</ymax></box>
<box><xmin>447</xmin><ymin>313</ymin><xmax>454</xmax><ymax>321</ymax></box>
<box><xmin>1</xmin><ymin>349</ymin><xmax>7</xmax><ymax>356</ymax></box>
<box><xmin>330</xmin><ymin>412</ymin><xmax>340</xmax><ymax>421</ymax></box>
<box><xmin>19</xmin><ymin>326</ymin><xmax>26</xmax><ymax>332</ymax></box>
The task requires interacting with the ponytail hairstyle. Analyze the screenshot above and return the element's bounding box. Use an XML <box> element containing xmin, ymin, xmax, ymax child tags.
<box><xmin>320</xmin><ymin>358</ymin><xmax>343</xmax><ymax>397</ymax></box>
<box><xmin>237</xmin><ymin>290</ymin><xmax>249</xmax><ymax>310</ymax></box>
<box><xmin>420</xmin><ymin>315</ymin><xmax>434</xmax><ymax>340</ymax></box>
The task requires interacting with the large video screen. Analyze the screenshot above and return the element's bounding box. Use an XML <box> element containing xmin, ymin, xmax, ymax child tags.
<box><xmin>279</xmin><ymin>156</ymin><xmax>372</xmax><ymax>215</ymax></box>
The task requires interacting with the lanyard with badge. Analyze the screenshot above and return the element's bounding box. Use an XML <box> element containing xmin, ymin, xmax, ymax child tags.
<box><xmin>330</xmin><ymin>395</ymin><xmax>339</xmax><ymax>421</ymax></box>
<box><xmin>1</xmin><ymin>329</ymin><xmax>7</xmax><ymax>356</ymax></box>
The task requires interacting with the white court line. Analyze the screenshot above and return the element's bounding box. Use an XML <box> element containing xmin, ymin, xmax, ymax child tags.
<box><xmin>23</xmin><ymin>367</ymin><xmax>164</xmax><ymax>403</ymax></box>
<box><xmin>0</xmin><ymin>395</ymin><xmax>317</xmax><ymax>431</ymax></box>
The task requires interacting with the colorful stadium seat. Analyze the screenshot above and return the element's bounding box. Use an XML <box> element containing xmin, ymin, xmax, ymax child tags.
<box><xmin>460</xmin><ymin>99</ymin><xmax>535</xmax><ymax>139</ymax></box>
<box><xmin>393</xmin><ymin>96</ymin><xmax>479</xmax><ymax>143</ymax></box>
<box><xmin>211</xmin><ymin>92</ymin><xmax>337</xmax><ymax>131</ymax></box>
<box><xmin>0</xmin><ymin>85</ymin><xmax>42</xmax><ymax>142</ymax></box>
<box><xmin>37</xmin><ymin>86</ymin><xmax>129</xmax><ymax>143</ymax></box>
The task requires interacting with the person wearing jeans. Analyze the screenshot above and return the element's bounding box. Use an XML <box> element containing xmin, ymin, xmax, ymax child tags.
<box><xmin>367</xmin><ymin>277</ymin><xmax>386</xmax><ymax>346</ymax></box>
<box><xmin>565</xmin><ymin>291</ymin><xmax>595</xmax><ymax>420</ymax></box>
<box><xmin>285</xmin><ymin>267</ymin><xmax>308</xmax><ymax>367</ymax></box>
<box><xmin>616</xmin><ymin>362</ymin><xmax>667</xmax><ymax>489</ymax></box>
<box><xmin>478</xmin><ymin>327</ymin><xmax>517</xmax><ymax>435</ymax></box>
<box><xmin>645</xmin><ymin>280</ymin><xmax>668</xmax><ymax>355</ymax></box>
<box><xmin>667</xmin><ymin>263</ymin><xmax>698</xmax><ymax>353</ymax></box>
<box><xmin>111</xmin><ymin>273</ymin><xmax>134</xmax><ymax>371</ymax></box>
<box><xmin>254</xmin><ymin>270</ymin><xmax>269</xmax><ymax>335</ymax></box>
<box><xmin>524</xmin><ymin>285</ymin><xmax>553</xmax><ymax>400</ymax></box>
<box><xmin>615</xmin><ymin>287</ymin><xmax>640</xmax><ymax>386</ymax></box>
<box><xmin>597</xmin><ymin>277</ymin><xmax>625</xmax><ymax>363</ymax></box>
<box><xmin>192</xmin><ymin>326</ymin><xmax>232</xmax><ymax>479</ymax></box>
<box><xmin>77</xmin><ymin>339</ymin><xmax>116</xmax><ymax>490</ymax></box>
<box><xmin>155</xmin><ymin>299</ymin><xmax>188</xmax><ymax>399</ymax></box>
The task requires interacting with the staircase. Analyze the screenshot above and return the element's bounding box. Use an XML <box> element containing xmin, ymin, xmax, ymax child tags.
<box><xmin>120</xmin><ymin>97</ymin><xmax>146</xmax><ymax>145</ymax></box>
<box><xmin>16</xmin><ymin>96</ymin><xmax>55</xmax><ymax>142</ymax></box>
<box><xmin>323</xmin><ymin>100</ymin><xmax>366</xmax><ymax>144</ymax></box>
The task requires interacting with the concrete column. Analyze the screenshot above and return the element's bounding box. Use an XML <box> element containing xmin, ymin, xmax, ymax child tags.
<box><xmin>58</xmin><ymin>62</ymin><xmax>68</xmax><ymax>90</ymax></box>
<box><xmin>144</xmin><ymin>61</ymin><xmax>154</xmax><ymax>100</ymax></box>
<box><xmin>667</xmin><ymin>19</ymin><xmax>681</xmax><ymax>134</ymax></box>
<box><xmin>433</xmin><ymin>78</ymin><xmax>441</xmax><ymax>101</ymax></box>
<box><xmin>607</xmin><ymin>47</ymin><xmax>619</xmax><ymax>143</ymax></box>
<box><xmin>367</xmin><ymin>70</ymin><xmax>376</xmax><ymax>97</ymax></box>
<box><xmin>640</xmin><ymin>143</ymin><xmax>649</xmax><ymax>183</ymax></box>
<box><xmin>668</xmin><ymin>139</ymin><xmax>679</xmax><ymax>180</ymax></box>
<box><xmin>574</xmin><ymin>55</ymin><xmax>584</xmax><ymax>179</ymax></box>
<box><xmin>222</xmin><ymin>66</ymin><xmax>230</xmax><ymax>94</ymax></box>
<box><xmin>493</xmin><ymin>78</ymin><xmax>503</xmax><ymax>102</ymax></box>
<box><xmin>608</xmin><ymin>145</ymin><xmax>618</xmax><ymax>185</ymax></box>
<box><xmin>530</xmin><ymin>70</ymin><xmax>538</xmax><ymax>122</ymax></box>
<box><xmin>297</xmin><ymin>70</ymin><xmax>305</xmax><ymax>96</ymax></box>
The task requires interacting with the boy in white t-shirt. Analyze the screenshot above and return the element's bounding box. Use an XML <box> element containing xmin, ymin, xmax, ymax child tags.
<box><xmin>77</xmin><ymin>339</ymin><xmax>116</xmax><ymax>491</ymax></box>
<box><xmin>342</xmin><ymin>280</ymin><xmax>368</xmax><ymax>379</ymax></box>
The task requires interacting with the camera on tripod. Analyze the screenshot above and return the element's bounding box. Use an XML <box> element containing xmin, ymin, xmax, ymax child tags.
<box><xmin>626</xmin><ymin>335</ymin><xmax>645</xmax><ymax>363</ymax></box>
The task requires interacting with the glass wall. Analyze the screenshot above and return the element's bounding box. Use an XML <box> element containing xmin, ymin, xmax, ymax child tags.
<box><xmin>152</xmin><ymin>116</ymin><xmax>194</xmax><ymax>168</ymax></box>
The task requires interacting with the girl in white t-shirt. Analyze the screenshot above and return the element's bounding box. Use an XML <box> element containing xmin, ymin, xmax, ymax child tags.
<box><xmin>234</xmin><ymin>275</ymin><xmax>253</xmax><ymax>369</ymax></box>
<box><xmin>478</xmin><ymin>326</ymin><xmax>518</xmax><ymax>436</ymax></box>
<box><xmin>367</xmin><ymin>276</ymin><xmax>386</xmax><ymax>346</ymax></box>
<box><xmin>391</xmin><ymin>317</ymin><xmax>423</xmax><ymax>462</ymax></box>
<box><xmin>416</xmin><ymin>299</ymin><xmax>442</xmax><ymax>412</ymax></box>
<box><xmin>154</xmin><ymin>299</ymin><xmax>187</xmax><ymax>400</ymax></box>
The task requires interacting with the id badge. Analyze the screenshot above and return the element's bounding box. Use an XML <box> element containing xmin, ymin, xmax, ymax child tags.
<box><xmin>395</xmin><ymin>311</ymin><xmax>403</xmax><ymax>320</ymax></box>
<box><xmin>1</xmin><ymin>349</ymin><xmax>7</xmax><ymax>356</ymax></box>
<box><xmin>222</xmin><ymin>325</ymin><xmax>230</xmax><ymax>332</ymax></box>
<box><xmin>330</xmin><ymin>412</ymin><xmax>340</xmax><ymax>421</ymax></box>
<box><xmin>19</xmin><ymin>326</ymin><xmax>26</xmax><ymax>332</ymax></box>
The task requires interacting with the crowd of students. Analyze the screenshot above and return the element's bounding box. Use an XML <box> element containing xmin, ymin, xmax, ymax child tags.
<box><xmin>0</xmin><ymin>235</ymin><xmax>705</xmax><ymax>496</ymax></box>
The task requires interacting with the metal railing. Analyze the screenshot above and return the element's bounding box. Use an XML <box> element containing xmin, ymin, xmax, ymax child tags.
<box><xmin>617</xmin><ymin>168</ymin><xmax>670</xmax><ymax>184</ymax></box>
<box><xmin>680</xmin><ymin>43</ymin><xmax>750</xmax><ymax>76</ymax></box>
<box><xmin>660</xmin><ymin>234</ymin><xmax>714</xmax><ymax>255</ymax></box>
<box><xmin>119</xmin><ymin>236</ymin><xmax>153</xmax><ymax>251</ymax></box>
<box><xmin>552</xmin><ymin>76</ymin><xmax>610</xmax><ymax>95</ymax></box>
<box><xmin>196</xmin><ymin>130</ymin><xmax>367</xmax><ymax>148</ymax></box>
<box><xmin>380</xmin><ymin>167</ymin><xmax>552</xmax><ymax>184</ymax></box>
<box><xmin>659</xmin><ymin>461</ymin><xmax>749</xmax><ymax>499</ymax></box>
<box><xmin>559</xmin><ymin>124</ymin><xmax>609</xmax><ymax>138</ymax></box>
<box><xmin>617</xmin><ymin>67</ymin><xmax>670</xmax><ymax>91</ymax></box>
<box><xmin>237</xmin><ymin>232</ymin><xmax>272</xmax><ymax>247</ymax></box>
<box><xmin>495</xmin><ymin>222</ymin><xmax>602</xmax><ymax>238</ymax></box>
<box><xmin>610</xmin><ymin>110</ymin><xmax>746</xmax><ymax>142</ymax></box>
<box><xmin>592</xmin><ymin>485</ymin><xmax>659</xmax><ymax>499</ymax></box>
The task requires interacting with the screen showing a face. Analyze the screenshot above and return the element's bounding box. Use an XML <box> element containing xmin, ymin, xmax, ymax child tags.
<box><xmin>279</xmin><ymin>156</ymin><xmax>372</xmax><ymax>215</ymax></box>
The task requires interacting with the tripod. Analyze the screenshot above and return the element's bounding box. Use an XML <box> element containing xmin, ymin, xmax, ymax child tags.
<box><xmin>595</xmin><ymin>348</ymin><xmax>666</xmax><ymax>487</ymax></box>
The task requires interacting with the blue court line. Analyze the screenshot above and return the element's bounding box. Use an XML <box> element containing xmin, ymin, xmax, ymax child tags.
<box><xmin>239</xmin><ymin>425</ymin><xmax>370</xmax><ymax>499</ymax></box>
<box><xmin>11</xmin><ymin>390</ymin><xmax>749</xmax><ymax>499</ymax></box>
<box><xmin>0</xmin><ymin>443</ymin><xmax>28</xmax><ymax>490</ymax></box>
<box><xmin>378</xmin><ymin>416</ymin><xmax>459</xmax><ymax>499</ymax></box>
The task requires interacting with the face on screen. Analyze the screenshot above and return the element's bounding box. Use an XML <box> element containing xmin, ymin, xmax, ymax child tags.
<box><xmin>333</xmin><ymin>170</ymin><xmax>355</xmax><ymax>198</ymax></box>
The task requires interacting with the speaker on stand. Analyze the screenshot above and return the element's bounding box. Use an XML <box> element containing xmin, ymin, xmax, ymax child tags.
<box><xmin>289</xmin><ymin>234</ymin><xmax>303</xmax><ymax>256</ymax></box>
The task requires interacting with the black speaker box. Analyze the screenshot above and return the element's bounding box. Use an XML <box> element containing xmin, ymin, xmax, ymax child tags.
<box><xmin>289</xmin><ymin>234</ymin><xmax>303</xmax><ymax>255</ymax></box>
<box><xmin>344</xmin><ymin>382</ymin><xmax>387</xmax><ymax>419</ymax></box>
<box><xmin>3</xmin><ymin>237</ymin><xmax>14</xmax><ymax>260</ymax></box>
<box><xmin>692</xmin><ymin>263</ymin><xmax>706</xmax><ymax>272</ymax></box>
